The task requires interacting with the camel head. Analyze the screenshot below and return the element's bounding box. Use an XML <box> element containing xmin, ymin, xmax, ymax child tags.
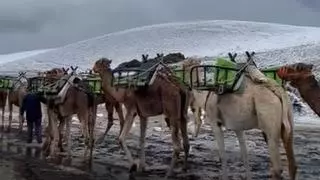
<box><xmin>277</xmin><ymin>63</ymin><xmax>314</xmax><ymax>87</ymax></box>
<box><xmin>93</xmin><ymin>57</ymin><xmax>112</xmax><ymax>74</ymax></box>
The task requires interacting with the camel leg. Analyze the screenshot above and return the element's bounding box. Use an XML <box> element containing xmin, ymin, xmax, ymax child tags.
<box><xmin>58</xmin><ymin>118</ymin><xmax>66</xmax><ymax>152</ymax></box>
<box><xmin>266</xmin><ymin>134</ymin><xmax>282</xmax><ymax>179</ymax></box>
<box><xmin>8</xmin><ymin>103</ymin><xmax>14</xmax><ymax>133</ymax></box>
<box><xmin>211</xmin><ymin>123</ymin><xmax>228</xmax><ymax>180</ymax></box>
<box><xmin>48</xmin><ymin>110</ymin><xmax>60</xmax><ymax>158</ymax></box>
<box><xmin>137</xmin><ymin>116</ymin><xmax>147</xmax><ymax>172</ymax></box>
<box><xmin>65</xmin><ymin>116</ymin><xmax>72</xmax><ymax>158</ymax></box>
<box><xmin>180</xmin><ymin>113</ymin><xmax>190</xmax><ymax>171</ymax></box>
<box><xmin>87</xmin><ymin>106</ymin><xmax>96</xmax><ymax>162</ymax></box>
<box><xmin>78</xmin><ymin>113</ymin><xmax>88</xmax><ymax>139</ymax></box>
<box><xmin>193</xmin><ymin>107</ymin><xmax>202</xmax><ymax>138</ymax></box>
<box><xmin>281</xmin><ymin>126</ymin><xmax>297</xmax><ymax>180</ymax></box>
<box><xmin>96</xmin><ymin>102</ymin><xmax>114</xmax><ymax>144</ymax></box>
<box><xmin>80</xmin><ymin>113</ymin><xmax>90</xmax><ymax>159</ymax></box>
<box><xmin>164</xmin><ymin>117</ymin><xmax>170</xmax><ymax>129</ymax></box>
<box><xmin>166</xmin><ymin>117</ymin><xmax>182</xmax><ymax>177</ymax></box>
<box><xmin>235</xmin><ymin>130</ymin><xmax>251</xmax><ymax>179</ymax></box>
<box><xmin>118</xmin><ymin>107</ymin><xmax>136</xmax><ymax>172</ymax></box>
<box><xmin>1</xmin><ymin>106</ymin><xmax>5</xmax><ymax>131</ymax></box>
<box><xmin>115</xmin><ymin>102</ymin><xmax>125</xmax><ymax>135</ymax></box>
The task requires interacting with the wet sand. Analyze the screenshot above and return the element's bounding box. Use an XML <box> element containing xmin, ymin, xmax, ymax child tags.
<box><xmin>0</xmin><ymin>105</ymin><xmax>320</xmax><ymax>180</ymax></box>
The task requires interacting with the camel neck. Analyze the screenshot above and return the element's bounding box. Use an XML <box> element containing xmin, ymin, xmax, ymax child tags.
<box><xmin>99</xmin><ymin>70</ymin><xmax>112</xmax><ymax>88</ymax></box>
<box><xmin>295</xmin><ymin>76</ymin><xmax>320</xmax><ymax>116</ymax></box>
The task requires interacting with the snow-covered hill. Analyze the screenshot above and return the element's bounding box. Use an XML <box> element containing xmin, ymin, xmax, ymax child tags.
<box><xmin>0</xmin><ymin>20</ymin><xmax>319</xmax><ymax>123</ymax></box>
<box><xmin>1</xmin><ymin>20</ymin><xmax>320</xmax><ymax>72</ymax></box>
<box><xmin>0</xmin><ymin>49</ymin><xmax>54</xmax><ymax>65</ymax></box>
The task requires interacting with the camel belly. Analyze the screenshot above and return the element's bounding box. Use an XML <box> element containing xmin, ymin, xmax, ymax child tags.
<box><xmin>217</xmin><ymin>98</ymin><xmax>259</xmax><ymax>131</ymax></box>
<box><xmin>219</xmin><ymin>109</ymin><xmax>258</xmax><ymax>130</ymax></box>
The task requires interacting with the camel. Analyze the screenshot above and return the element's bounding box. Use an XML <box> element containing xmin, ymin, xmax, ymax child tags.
<box><xmin>94</xmin><ymin>53</ymin><xmax>187</xmax><ymax>144</ymax></box>
<box><xmin>93</xmin><ymin>54</ymin><xmax>190</xmax><ymax>177</ymax></box>
<box><xmin>32</xmin><ymin>68</ymin><xmax>97</xmax><ymax>161</ymax></box>
<box><xmin>202</xmin><ymin>52</ymin><xmax>296</xmax><ymax>180</ymax></box>
<box><xmin>6</xmin><ymin>72</ymin><xmax>29</xmax><ymax>133</ymax></box>
<box><xmin>277</xmin><ymin>62</ymin><xmax>320</xmax><ymax>116</ymax></box>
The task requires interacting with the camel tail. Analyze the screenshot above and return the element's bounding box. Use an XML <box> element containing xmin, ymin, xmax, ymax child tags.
<box><xmin>280</xmin><ymin>90</ymin><xmax>297</xmax><ymax>180</ymax></box>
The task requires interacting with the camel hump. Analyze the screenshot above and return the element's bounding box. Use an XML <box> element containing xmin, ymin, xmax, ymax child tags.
<box><xmin>161</xmin><ymin>53</ymin><xmax>185</xmax><ymax>64</ymax></box>
<box><xmin>116</xmin><ymin>59</ymin><xmax>142</xmax><ymax>70</ymax></box>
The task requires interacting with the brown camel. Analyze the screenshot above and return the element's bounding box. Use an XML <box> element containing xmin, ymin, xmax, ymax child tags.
<box><xmin>93</xmin><ymin>55</ymin><xmax>190</xmax><ymax>177</ymax></box>
<box><xmin>203</xmin><ymin>52</ymin><xmax>296</xmax><ymax>180</ymax></box>
<box><xmin>33</xmin><ymin>68</ymin><xmax>97</xmax><ymax>161</ymax></box>
<box><xmin>277</xmin><ymin>62</ymin><xmax>320</xmax><ymax>116</ymax></box>
<box><xmin>94</xmin><ymin>53</ymin><xmax>186</xmax><ymax>144</ymax></box>
<box><xmin>0</xmin><ymin>72</ymin><xmax>28</xmax><ymax>132</ymax></box>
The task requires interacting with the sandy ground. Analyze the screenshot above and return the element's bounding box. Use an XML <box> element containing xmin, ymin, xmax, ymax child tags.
<box><xmin>0</xmin><ymin>105</ymin><xmax>320</xmax><ymax>180</ymax></box>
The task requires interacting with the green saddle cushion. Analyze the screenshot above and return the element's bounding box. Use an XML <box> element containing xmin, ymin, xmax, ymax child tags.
<box><xmin>82</xmin><ymin>76</ymin><xmax>103</xmax><ymax>94</ymax></box>
<box><xmin>261</xmin><ymin>66</ymin><xmax>283</xmax><ymax>85</ymax></box>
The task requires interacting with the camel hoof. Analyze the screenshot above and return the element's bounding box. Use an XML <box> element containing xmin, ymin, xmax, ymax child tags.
<box><xmin>129</xmin><ymin>163</ymin><xmax>138</xmax><ymax>173</ymax></box>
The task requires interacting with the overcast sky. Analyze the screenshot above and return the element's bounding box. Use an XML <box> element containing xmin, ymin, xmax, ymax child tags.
<box><xmin>0</xmin><ymin>0</ymin><xmax>320</xmax><ymax>54</ymax></box>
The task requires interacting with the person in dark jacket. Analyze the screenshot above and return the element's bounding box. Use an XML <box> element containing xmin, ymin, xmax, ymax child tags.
<box><xmin>20</xmin><ymin>93</ymin><xmax>43</xmax><ymax>143</ymax></box>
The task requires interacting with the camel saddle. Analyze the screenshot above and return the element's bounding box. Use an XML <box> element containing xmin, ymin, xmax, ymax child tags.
<box><xmin>190</xmin><ymin>58</ymin><xmax>246</xmax><ymax>94</ymax></box>
<box><xmin>28</xmin><ymin>75</ymin><xmax>70</xmax><ymax>97</ymax></box>
<box><xmin>190</xmin><ymin>57</ymin><xmax>283</xmax><ymax>94</ymax></box>
<box><xmin>79</xmin><ymin>73</ymin><xmax>103</xmax><ymax>94</ymax></box>
<box><xmin>112</xmin><ymin>53</ymin><xmax>186</xmax><ymax>89</ymax></box>
<box><xmin>112</xmin><ymin>61</ymin><xmax>173</xmax><ymax>89</ymax></box>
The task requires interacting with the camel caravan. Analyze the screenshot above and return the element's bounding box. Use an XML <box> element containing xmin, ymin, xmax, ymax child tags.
<box><xmin>1</xmin><ymin>50</ymin><xmax>318</xmax><ymax>180</ymax></box>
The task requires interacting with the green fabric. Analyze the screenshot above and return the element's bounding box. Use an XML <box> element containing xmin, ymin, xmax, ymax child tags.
<box><xmin>0</xmin><ymin>78</ymin><xmax>14</xmax><ymax>90</ymax></box>
<box><xmin>261</xmin><ymin>66</ymin><xmax>282</xmax><ymax>85</ymax></box>
<box><xmin>214</xmin><ymin>58</ymin><xmax>238</xmax><ymax>87</ymax></box>
<box><xmin>169</xmin><ymin>64</ymin><xmax>188</xmax><ymax>84</ymax></box>
<box><xmin>85</xmin><ymin>77</ymin><xmax>103</xmax><ymax>94</ymax></box>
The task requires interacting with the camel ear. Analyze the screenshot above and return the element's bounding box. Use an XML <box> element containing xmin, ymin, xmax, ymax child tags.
<box><xmin>105</xmin><ymin>59</ymin><xmax>112</xmax><ymax>66</ymax></box>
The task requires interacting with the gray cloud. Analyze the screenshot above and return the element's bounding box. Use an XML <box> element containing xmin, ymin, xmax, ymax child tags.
<box><xmin>0</xmin><ymin>0</ymin><xmax>320</xmax><ymax>54</ymax></box>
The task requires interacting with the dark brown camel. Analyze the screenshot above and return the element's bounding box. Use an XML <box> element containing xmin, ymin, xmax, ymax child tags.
<box><xmin>93</xmin><ymin>54</ymin><xmax>190</xmax><ymax>177</ymax></box>
<box><xmin>277</xmin><ymin>63</ymin><xmax>320</xmax><ymax>116</ymax></box>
